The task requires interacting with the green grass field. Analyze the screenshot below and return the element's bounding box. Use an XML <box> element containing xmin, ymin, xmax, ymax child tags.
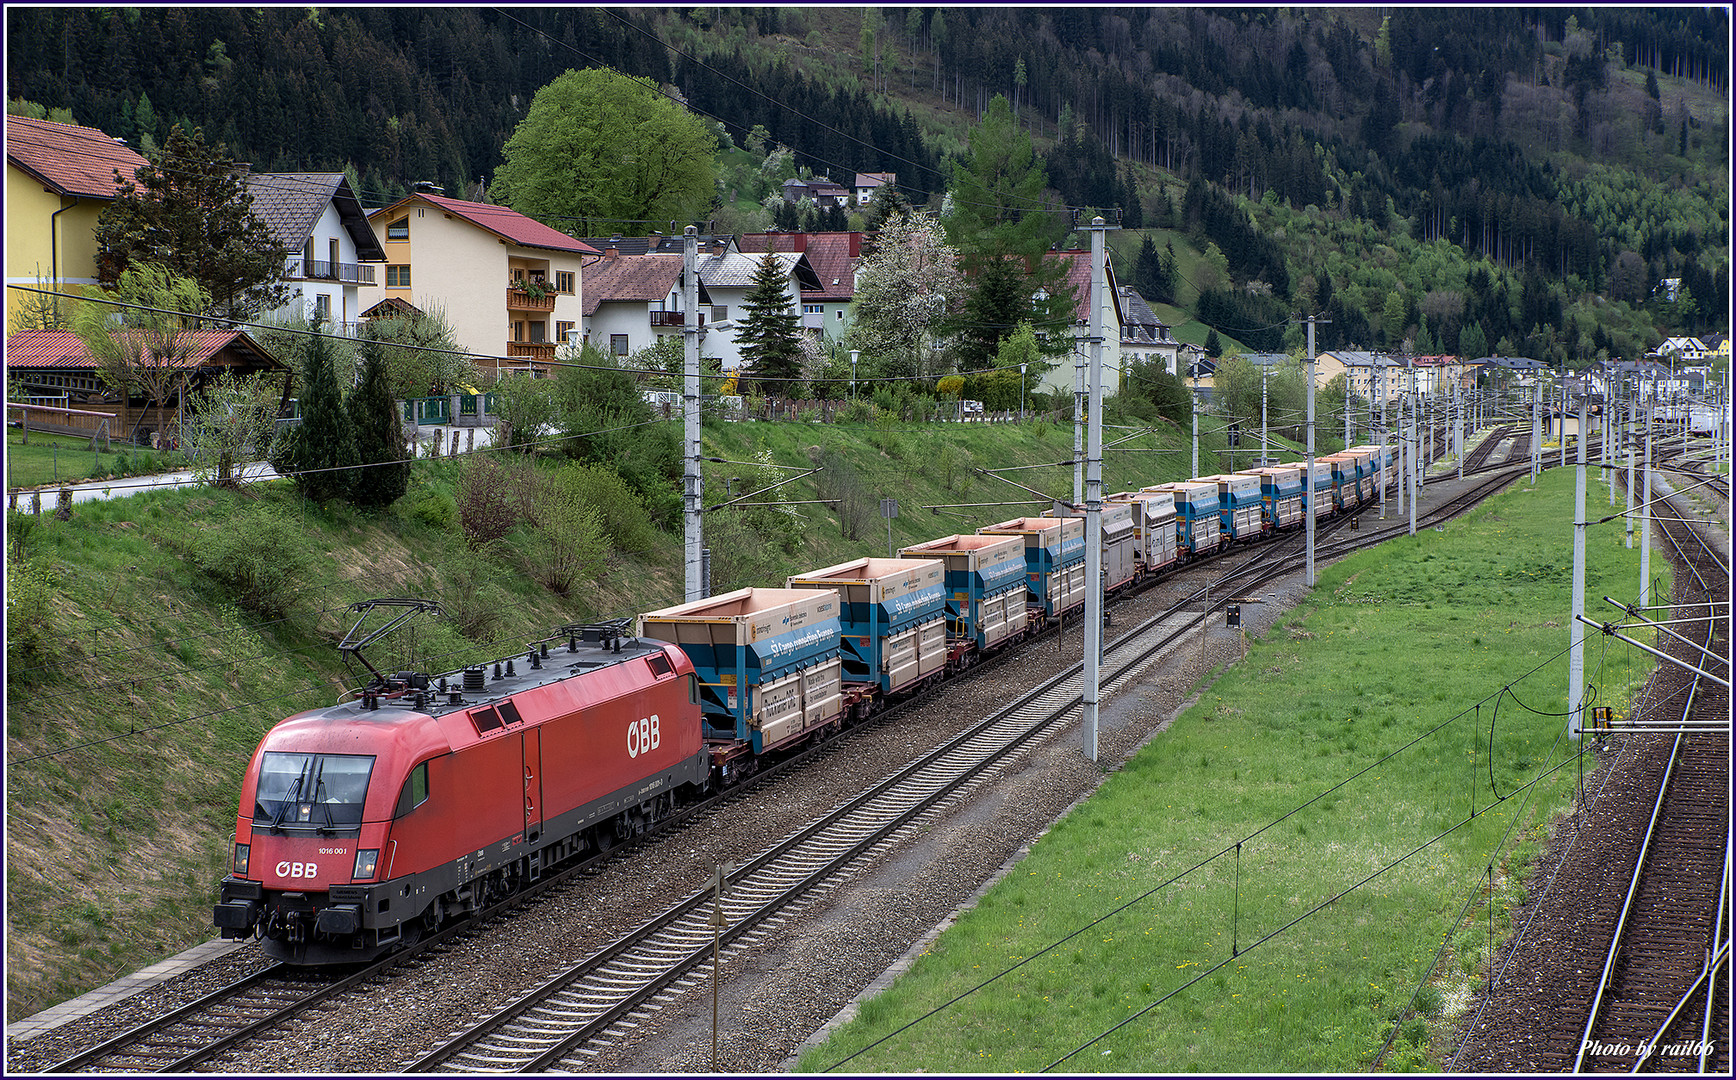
<box><xmin>5</xmin><ymin>428</ymin><xmax>187</xmax><ymax>490</ymax></box>
<box><xmin>798</xmin><ymin>467</ymin><xmax>1666</xmax><ymax>1073</ymax></box>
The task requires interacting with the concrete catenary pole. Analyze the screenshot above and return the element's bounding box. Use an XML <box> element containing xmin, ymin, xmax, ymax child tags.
<box><xmin>1074</xmin><ymin>338</ymin><xmax>1085</xmax><ymax>505</ymax></box>
<box><xmin>683</xmin><ymin>227</ymin><xmax>704</xmax><ymax>601</ymax></box>
<box><xmin>1569</xmin><ymin>390</ymin><xmax>1587</xmax><ymax>739</ymax></box>
<box><xmin>1305</xmin><ymin>316</ymin><xmax>1318</xmax><ymax>587</ymax></box>
<box><xmin>1082</xmin><ymin>216</ymin><xmax>1114</xmax><ymax>762</ymax></box>
<box><xmin>1639</xmin><ymin>407</ymin><xmax>1652</xmax><ymax>605</ymax></box>
<box><xmin>1191</xmin><ymin>363</ymin><xmax>1200</xmax><ymax>480</ymax></box>
<box><xmin>1626</xmin><ymin>376</ymin><xmax>1636</xmax><ymax>549</ymax></box>
<box><xmin>1408</xmin><ymin>373</ymin><xmax>1417</xmax><ymax>537</ymax></box>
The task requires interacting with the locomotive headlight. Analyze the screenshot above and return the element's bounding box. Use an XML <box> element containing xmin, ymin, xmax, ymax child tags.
<box><xmin>233</xmin><ymin>843</ymin><xmax>250</xmax><ymax>876</ymax></box>
<box><xmin>353</xmin><ymin>849</ymin><xmax>379</xmax><ymax>880</ymax></box>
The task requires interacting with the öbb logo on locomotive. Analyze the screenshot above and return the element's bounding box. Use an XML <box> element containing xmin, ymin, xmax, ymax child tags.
<box><xmin>212</xmin><ymin>450</ymin><xmax>1392</xmax><ymax>964</ymax></box>
<box><xmin>626</xmin><ymin>715</ymin><xmax>661</xmax><ymax>758</ymax></box>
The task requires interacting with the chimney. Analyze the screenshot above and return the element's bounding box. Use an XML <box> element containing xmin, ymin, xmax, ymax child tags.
<box><xmin>605</xmin><ymin>247</ymin><xmax>619</xmax><ymax>259</ymax></box>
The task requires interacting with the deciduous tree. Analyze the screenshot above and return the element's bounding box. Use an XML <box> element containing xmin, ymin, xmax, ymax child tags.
<box><xmin>846</xmin><ymin>211</ymin><xmax>962</xmax><ymax>381</ymax></box>
<box><xmin>71</xmin><ymin>262</ymin><xmax>209</xmax><ymax>443</ymax></box>
<box><xmin>493</xmin><ymin>68</ymin><xmax>716</xmax><ymax>237</ymax></box>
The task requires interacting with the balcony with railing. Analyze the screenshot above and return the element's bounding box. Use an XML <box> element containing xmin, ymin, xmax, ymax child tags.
<box><xmin>506</xmin><ymin>285</ymin><xmax>557</xmax><ymax>312</ymax></box>
<box><xmin>649</xmin><ymin>310</ymin><xmax>704</xmax><ymax>327</ymax></box>
<box><xmin>507</xmin><ymin>341</ymin><xmax>556</xmax><ymax>362</ymax></box>
<box><xmin>284</xmin><ymin>257</ymin><xmax>376</xmax><ymax>285</ymax></box>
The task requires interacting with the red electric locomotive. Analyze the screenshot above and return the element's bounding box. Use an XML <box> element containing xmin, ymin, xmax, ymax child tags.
<box><xmin>214</xmin><ymin>615</ymin><xmax>708</xmax><ymax>963</ymax></box>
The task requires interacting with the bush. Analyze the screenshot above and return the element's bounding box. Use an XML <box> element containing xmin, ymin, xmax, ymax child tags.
<box><xmin>5</xmin><ymin>555</ymin><xmax>62</xmax><ymax>680</ymax></box>
<box><xmin>564</xmin><ymin>464</ymin><xmax>657</xmax><ymax>554</ymax></box>
<box><xmin>454</xmin><ymin>454</ymin><xmax>528</xmax><ymax>548</ymax></box>
<box><xmin>435</xmin><ymin>549</ymin><xmax>516</xmax><ymax>641</ymax></box>
<box><xmin>515</xmin><ymin>469</ymin><xmax>608</xmax><ymax>598</ymax></box>
<box><xmin>403</xmin><ymin>488</ymin><xmax>457</xmax><ymax>531</ymax></box>
<box><xmin>189</xmin><ymin>507</ymin><xmax>311</xmax><ymax>619</ymax></box>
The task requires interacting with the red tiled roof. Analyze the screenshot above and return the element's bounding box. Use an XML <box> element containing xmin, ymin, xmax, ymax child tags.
<box><xmin>372</xmin><ymin>193</ymin><xmax>600</xmax><ymax>256</ymax></box>
<box><xmin>578</xmin><ymin>253</ymin><xmax>685</xmax><ymax>317</ymax></box>
<box><xmin>5</xmin><ymin>115</ymin><xmax>149</xmax><ymax>200</ymax></box>
<box><xmin>5</xmin><ymin>328</ymin><xmax>283</xmax><ymax>371</ymax></box>
<box><xmin>738</xmin><ymin>232</ymin><xmax>858</xmax><ymax>301</ymax></box>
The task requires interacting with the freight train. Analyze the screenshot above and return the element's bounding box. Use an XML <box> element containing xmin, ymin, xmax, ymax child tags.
<box><xmin>214</xmin><ymin>447</ymin><xmax>1396</xmax><ymax>963</ymax></box>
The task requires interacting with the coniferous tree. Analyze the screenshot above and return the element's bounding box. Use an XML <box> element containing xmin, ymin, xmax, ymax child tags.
<box><xmin>950</xmin><ymin>256</ymin><xmax>1029</xmax><ymax>371</ymax></box>
<box><xmin>93</xmin><ymin>125</ymin><xmax>289</xmax><ymax>319</ymax></box>
<box><xmin>737</xmin><ymin>252</ymin><xmax>805</xmax><ymax>397</ymax></box>
<box><xmin>347</xmin><ymin>334</ymin><xmax>410</xmax><ymax>509</ymax></box>
<box><xmin>270</xmin><ymin>326</ymin><xmax>356</xmax><ymax>503</ymax></box>
<box><xmin>862</xmin><ymin>183</ymin><xmax>912</xmax><ymax>231</ymax></box>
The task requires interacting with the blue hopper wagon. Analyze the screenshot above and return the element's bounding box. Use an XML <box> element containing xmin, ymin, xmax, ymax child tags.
<box><xmin>979</xmin><ymin>515</ymin><xmax>1087</xmax><ymax>621</ymax></box>
<box><xmin>899</xmin><ymin>533</ymin><xmax>1030</xmax><ymax>654</ymax></box>
<box><xmin>1242</xmin><ymin>465</ymin><xmax>1304</xmax><ymax>529</ymax></box>
<box><xmin>639</xmin><ymin>588</ymin><xmax>843</xmax><ymax>758</ymax></box>
<box><xmin>1196</xmin><ymin>473</ymin><xmax>1265</xmax><ymax>542</ymax></box>
<box><xmin>1142</xmin><ymin>481</ymin><xmax>1222</xmax><ymax>555</ymax></box>
<box><xmin>786</xmin><ymin>557</ymin><xmax>947</xmax><ymax>698</ymax></box>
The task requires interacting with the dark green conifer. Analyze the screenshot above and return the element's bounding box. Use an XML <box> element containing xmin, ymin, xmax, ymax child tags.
<box><xmin>347</xmin><ymin>334</ymin><xmax>409</xmax><ymax>509</ymax></box>
<box><xmin>270</xmin><ymin>325</ymin><xmax>356</xmax><ymax>504</ymax></box>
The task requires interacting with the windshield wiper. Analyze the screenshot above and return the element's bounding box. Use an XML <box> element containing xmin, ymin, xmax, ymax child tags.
<box><xmin>269</xmin><ymin>758</ymin><xmax>311</xmax><ymax>833</ymax></box>
<box><xmin>311</xmin><ymin>758</ymin><xmax>336</xmax><ymax>834</ymax></box>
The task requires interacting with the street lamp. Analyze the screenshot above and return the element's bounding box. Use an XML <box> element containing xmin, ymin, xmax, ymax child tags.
<box><xmin>1020</xmin><ymin>362</ymin><xmax>1027</xmax><ymax>419</ymax></box>
<box><xmin>850</xmin><ymin>350</ymin><xmax>859</xmax><ymax>401</ymax></box>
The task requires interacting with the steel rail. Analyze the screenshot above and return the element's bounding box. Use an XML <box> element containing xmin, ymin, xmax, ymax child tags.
<box><xmin>1572</xmin><ymin>476</ymin><xmax>1729</xmax><ymax>1072</ymax></box>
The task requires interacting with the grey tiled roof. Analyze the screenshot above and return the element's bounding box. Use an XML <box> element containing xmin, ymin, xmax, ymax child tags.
<box><xmin>245</xmin><ymin>172</ymin><xmax>385</xmax><ymax>261</ymax></box>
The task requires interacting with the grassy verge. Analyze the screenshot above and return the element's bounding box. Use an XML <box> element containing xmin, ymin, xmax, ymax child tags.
<box><xmin>797</xmin><ymin>466</ymin><xmax>1666</xmax><ymax>1073</ymax></box>
<box><xmin>5</xmin><ymin>428</ymin><xmax>188</xmax><ymax>490</ymax></box>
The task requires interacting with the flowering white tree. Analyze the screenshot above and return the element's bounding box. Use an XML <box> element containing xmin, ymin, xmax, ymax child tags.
<box><xmin>845</xmin><ymin>211</ymin><xmax>963</xmax><ymax>381</ymax></box>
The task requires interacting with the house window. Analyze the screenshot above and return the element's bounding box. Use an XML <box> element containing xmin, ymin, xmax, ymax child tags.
<box><xmin>803</xmin><ymin>304</ymin><xmax>823</xmax><ymax>314</ymax></box>
<box><xmin>556</xmin><ymin>321</ymin><xmax>574</xmax><ymax>341</ymax></box>
<box><xmin>610</xmin><ymin>334</ymin><xmax>630</xmax><ymax>356</ymax></box>
<box><xmin>387</xmin><ymin>217</ymin><xmax>409</xmax><ymax>241</ymax></box>
<box><xmin>528</xmin><ymin>322</ymin><xmax>546</xmax><ymax>343</ymax></box>
<box><xmin>513</xmin><ymin>321</ymin><xmax>525</xmax><ymax>342</ymax></box>
<box><xmin>711</xmin><ymin>305</ymin><xmax>728</xmax><ymax>322</ymax></box>
<box><xmin>556</xmin><ymin>271</ymin><xmax>574</xmax><ymax>294</ymax></box>
<box><xmin>313</xmin><ymin>294</ymin><xmax>331</xmax><ymax>322</ymax></box>
<box><xmin>386</xmin><ymin>265</ymin><xmax>411</xmax><ymax>288</ymax></box>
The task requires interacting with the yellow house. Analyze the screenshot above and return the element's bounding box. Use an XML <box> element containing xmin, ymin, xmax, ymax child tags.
<box><xmin>360</xmin><ymin>191</ymin><xmax>598</xmax><ymax>374</ymax></box>
<box><xmin>5</xmin><ymin>115</ymin><xmax>149</xmax><ymax>328</ymax></box>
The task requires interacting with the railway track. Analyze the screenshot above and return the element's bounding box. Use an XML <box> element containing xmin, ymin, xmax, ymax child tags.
<box><xmin>30</xmin><ymin>435</ymin><xmax>1522</xmax><ymax>1074</ymax></box>
<box><xmin>401</xmin><ymin>464</ymin><xmax>1528</xmax><ymax>1073</ymax></box>
<box><xmin>1573</xmin><ymin>470</ymin><xmax>1730</xmax><ymax>1073</ymax></box>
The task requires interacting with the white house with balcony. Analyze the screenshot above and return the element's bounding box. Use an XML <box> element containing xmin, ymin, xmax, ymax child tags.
<box><xmin>579</xmin><ymin>244</ymin><xmax>820</xmax><ymax>372</ymax></box>
<box><xmin>357</xmin><ymin>191</ymin><xmax>596</xmax><ymax>373</ymax></box>
<box><xmin>245</xmin><ymin>172</ymin><xmax>384</xmax><ymax>334</ymax></box>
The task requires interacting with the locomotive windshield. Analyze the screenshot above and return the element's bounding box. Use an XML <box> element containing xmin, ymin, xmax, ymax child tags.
<box><xmin>253</xmin><ymin>752</ymin><xmax>375</xmax><ymax>831</ymax></box>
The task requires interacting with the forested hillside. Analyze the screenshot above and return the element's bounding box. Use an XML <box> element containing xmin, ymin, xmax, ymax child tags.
<box><xmin>6</xmin><ymin>6</ymin><xmax>1727</xmax><ymax>359</ymax></box>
